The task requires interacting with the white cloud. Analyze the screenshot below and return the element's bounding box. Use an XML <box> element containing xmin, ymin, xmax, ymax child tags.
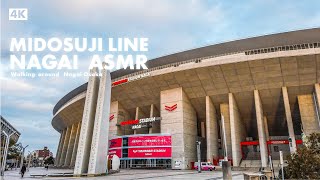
<box><xmin>9</xmin><ymin>100</ymin><xmax>53</xmax><ymax>112</ymax></box>
<box><xmin>46</xmin><ymin>0</ymin><xmax>224</xmax><ymax>24</ymax></box>
<box><xmin>1</xmin><ymin>77</ymin><xmax>35</xmax><ymax>94</ymax></box>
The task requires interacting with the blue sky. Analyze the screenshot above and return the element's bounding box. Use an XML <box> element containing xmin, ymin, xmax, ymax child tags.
<box><xmin>1</xmin><ymin>0</ymin><xmax>320</xmax><ymax>156</ymax></box>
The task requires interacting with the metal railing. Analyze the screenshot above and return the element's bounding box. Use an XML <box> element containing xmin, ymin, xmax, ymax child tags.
<box><xmin>112</xmin><ymin>42</ymin><xmax>320</xmax><ymax>83</ymax></box>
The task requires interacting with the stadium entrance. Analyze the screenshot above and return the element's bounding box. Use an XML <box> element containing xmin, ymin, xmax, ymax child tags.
<box><xmin>109</xmin><ymin>134</ymin><xmax>172</xmax><ymax>169</ymax></box>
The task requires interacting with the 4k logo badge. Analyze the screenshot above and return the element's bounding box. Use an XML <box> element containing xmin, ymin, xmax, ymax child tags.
<box><xmin>9</xmin><ymin>8</ymin><xmax>28</xmax><ymax>20</ymax></box>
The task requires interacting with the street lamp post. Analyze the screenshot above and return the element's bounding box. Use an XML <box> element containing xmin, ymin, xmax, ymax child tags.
<box><xmin>221</xmin><ymin>115</ymin><xmax>232</xmax><ymax>179</ymax></box>
<box><xmin>19</xmin><ymin>144</ymin><xmax>29</xmax><ymax>169</ymax></box>
<box><xmin>196</xmin><ymin>140</ymin><xmax>201</xmax><ymax>173</ymax></box>
<box><xmin>27</xmin><ymin>151</ymin><xmax>32</xmax><ymax>171</ymax></box>
<box><xmin>1</xmin><ymin>131</ymin><xmax>14</xmax><ymax>178</ymax></box>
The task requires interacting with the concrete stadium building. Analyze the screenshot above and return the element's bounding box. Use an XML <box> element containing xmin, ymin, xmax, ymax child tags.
<box><xmin>52</xmin><ymin>28</ymin><xmax>320</xmax><ymax>172</ymax></box>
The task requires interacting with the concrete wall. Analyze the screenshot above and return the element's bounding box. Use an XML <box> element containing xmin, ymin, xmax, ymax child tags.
<box><xmin>205</xmin><ymin>96</ymin><xmax>219</xmax><ymax>162</ymax></box>
<box><xmin>64</xmin><ymin>123</ymin><xmax>78</xmax><ymax>166</ymax></box>
<box><xmin>74</xmin><ymin>68</ymin><xmax>100</xmax><ymax>175</ymax></box>
<box><xmin>161</xmin><ymin>87</ymin><xmax>197</xmax><ymax>169</ymax></box>
<box><xmin>70</xmin><ymin>122</ymin><xmax>81</xmax><ymax>167</ymax></box>
<box><xmin>109</xmin><ymin>101</ymin><xmax>119</xmax><ymax>139</ymax></box>
<box><xmin>263</xmin><ymin>116</ymin><xmax>270</xmax><ymax>141</ymax></box>
<box><xmin>149</xmin><ymin>104</ymin><xmax>161</xmax><ymax>133</ymax></box>
<box><xmin>315</xmin><ymin>84</ymin><xmax>320</xmax><ymax>118</ymax></box>
<box><xmin>135</xmin><ymin>107</ymin><xmax>149</xmax><ymax>134</ymax></box>
<box><xmin>109</xmin><ymin>101</ymin><xmax>133</xmax><ymax>139</ymax></box>
<box><xmin>298</xmin><ymin>94</ymin><xmax>320</xmax><ymax>135</ymax></box>
<box><xmin>254</xmin><ymin>90</ymin><xmax>268</xmax><ymax>167</ymax></box>
<box><xmin>59</xmin><ymin>126</ymin><xmax>71</xmax><ymax>166</ymax></box>
<box><xmin>229</xmin><ymin>93</ymin><xmax>246</xmax><ymax>166</ymax></box>
<box><xmin>220</xmin><ymin>104</ymin><xmax>232</xmax><ymax>159</ymax></box>
<box><xmin>55</xmin><ymin>129</ymin><xmax>66</xmax><ymax>166</ymax></box>
<box><xmin>282</xmin><ymin>87</ymin><xmax>297</xmax><ymax>153</ymax></box>
<box><xmin>88</xmin><ymin>67</ymin><xmax>111</xmax><ymax>175</ymax></box>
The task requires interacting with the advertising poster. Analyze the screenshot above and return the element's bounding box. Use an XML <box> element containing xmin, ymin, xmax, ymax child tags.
<box><xmin>128</xmin><ymin>136</ymin><xmax>171</xmax><ymax>147</ymax></box>
<box><xmin>108</xmin><ymin>148</ymin><xmax>122</xmax><ymax>159</ymax></box>
<box><xmin>109</xmin><ymin>138</ymin><xmax>122</xmax><ymax>149</ymax></box>
<box><xmin>128</xmin><ymin>147</ymin><xmax>172</xmax><ymax>158</ymax></box>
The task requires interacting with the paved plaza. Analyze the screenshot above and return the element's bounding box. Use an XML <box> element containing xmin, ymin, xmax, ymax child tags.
<box><xmin>3</xmin><ymin>168</ymin><xmax>246</xmax><ymax>180</ymax></box>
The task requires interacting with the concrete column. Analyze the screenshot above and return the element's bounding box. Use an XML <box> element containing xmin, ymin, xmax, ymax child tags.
<box><xmin>88</xmin><ymin>67</ymin><xmax>111</xmax><ymax>175</ymax></box>
<box><xmin>298</xmin><ymin>94</ymin><xmax>320</xmax><ymax>135</ymax></box>
<box><xmin>109</xmin><ymin>101</ymin><xmax>133</xmax><ymax>138</ymax></box>
<box><xmin>135</xmin><ymin>107</ymin><xmax>148</xmax><ymax>134</ymax></box>
<box><xmin>70</xmin><ymin>122</ymin><xmax>81</xmax><ymax>167</ymax></box>
<box><xmin>64</xmin><ymin>123</ymin><xmax>78</xmax><ymax>166</ymax></box>
<box><xmin>59</xmin><ymin>126</ymin><xmax>72</xmax><ymax>166</ymax></box>
<box><xmin>153</xmin><ymin>105</ymin><xmax>161</xmax><ymax>133</ymax></box>
<box><xmin>109</xmin><ymin>101</ymin><xmax>119</xmax><ymax>139</ymax></box>
<box><xmin>55</xmin><ymin>129</ymin><xmax>66</xmax><ymax>166</ymax></box>
<box><xmin>161</xmin><ymin>87</ymin><xmax>197</xmax><ymax>169</ymax></box>
<box><xmin>148</xmin><ymin>104</ymin><xmax>154</xmax><ymax>134</ymax></box>
<box><xmin>220</xmin><ymin>104</ymin><xmax>232</xmax><ymax>159</ymax></box>
<box><xmin>315</xmin><ymin>83</ymin><xmax>320</xmax><ymax>123</ymax></box>
<box><xmin>205</xmin><ymin>96</ymin><xmax>218</xmax><ymax>162</ymax></box>
<box><xmin>254</xmin><ymin>90</ymin><xmax>268</xmax><ymax>167</ymax></box>
<box><xmin>282</xmin><ymin>87</ymin><xmax>297</xmax><ymax>153</ymax></box>
<box><xmin>263</xmin><ymin>116</ymin><xmax>270</xmax><ymax>141</ymax></box>
<box><xmin>133</xmin><ymin>107</ymin><xmax>139</xmax><ymax>134</ymax></box>
<box><xmin>229</xmin><ymin>93</ymin><xmax>246</xmax><ymax>167</ymax></box>
<box><xmin>74</xmin><ymin>67</ymin><xmax>100</xmax><ymax>175</ymax></box>
<box><xmin>201</xmin><ymin>122</ymin><xmax>205</xmax><ymax>138</ymax></box>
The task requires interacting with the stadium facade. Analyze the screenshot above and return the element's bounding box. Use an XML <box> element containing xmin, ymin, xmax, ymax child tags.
<box><xmin>52</xmin><ymin>28</ymin><xmax>320</xmax><ymax>173</ymax></box>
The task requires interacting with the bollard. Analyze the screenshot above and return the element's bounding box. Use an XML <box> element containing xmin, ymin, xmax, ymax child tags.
<box><xmin>222</xmin><ymin>160</ymin><xmax>232</xmax><ymax>180</ymax></box>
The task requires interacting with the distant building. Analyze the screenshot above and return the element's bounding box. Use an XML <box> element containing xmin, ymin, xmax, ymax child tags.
<box><xmin>31</xmin><ymin>147</ymin><xmax>53</xmax><ymax>166</ymax></box>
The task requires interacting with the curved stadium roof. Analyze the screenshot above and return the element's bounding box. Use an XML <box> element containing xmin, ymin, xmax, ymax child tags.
<box><xmin>53</xmin><ymin>28</ymin><xmax>320</xmax><ymax>115</ymax></box>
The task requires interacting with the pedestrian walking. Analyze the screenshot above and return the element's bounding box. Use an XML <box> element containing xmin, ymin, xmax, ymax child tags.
<box><xmin>20</xmin><ymin>164</ymin><xmax>27</xmax><ymax>178</ymax></box>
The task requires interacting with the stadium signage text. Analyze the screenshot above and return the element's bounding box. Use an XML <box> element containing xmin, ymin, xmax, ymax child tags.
<box><xmin>128</xmin><ymin>136</ymin><xmax>171</xmax><ymax>146</ymax></box>
<box><xmin>120</xmin><ymin>117</ymin><xmax>161</xmax><ymax>129</ymax></box>
<box><xmin>112</xmin><ymin>72</ymin><xmax>150</xmax><ymax>87</ymax></box>
<box><xmin>128</xmin><ymin>147</ymin><xmax>171</xmax><ymax>158</ymax></box>
<box><xmin>9</xmin><ymin>37</ymin><xmax>149</xmax><ymax>71</ymax></box>
<box><xmin>108</xmin><ymin>136</ymin><xmax>172</xmax><ymax>158</ymax></box>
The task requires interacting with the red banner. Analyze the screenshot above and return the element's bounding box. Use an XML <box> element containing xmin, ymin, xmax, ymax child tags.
<box><xmin>128</xmin><ymin>136</ymin><xmax>171</xmax><ymax>146</ymax></box>
<box><xmin>128</xmin><ymin>147</ymin><xmax>171</xmax><ymax>158</ymax></box>
<box><xmin>109</xmin><ymin>138</ymin><xmax>122</xmax><ymax>149</ymax></box>
<box><xmin>108</xmin><ymin>148</ymin><xmax>122</xmax><ymax>158</ymax></box>
<box><xmin>112</xmin><ymin>78</ymin><xmax>128</xmax><ymax>86</ymax></box>
<box><xmin>267</xmin><ymin>139</ymin><xmax>303</xmax><ymax>145</ymax></box>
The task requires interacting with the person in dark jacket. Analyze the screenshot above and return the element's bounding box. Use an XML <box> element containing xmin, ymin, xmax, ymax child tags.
<box><xmin>20</xmin><ymin>164</ymin><xmax>27</xmax><ymax>178</ymax></box>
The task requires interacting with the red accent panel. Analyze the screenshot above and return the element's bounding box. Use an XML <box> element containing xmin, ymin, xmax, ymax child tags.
<box><xmin>267</xmin><ymin>139</ymin><xmax>303</xmax><ymax>145</ymax></box>
<box><xmin>109</xmin><ymin>114</ymin><xmax>115</xmax><ymax>121</ymax></box>
<box><xmin>240</xmin><ymin>141</ymin><xmax>259</xmax><ymax>146</ymax></box>
<box><xmin>128</xmin><ymin>147</ymin><xmax>171</xmax><ymax>158</ymax></box>
<box><xmin>296</xmin><ymin>140</ymin><xmax>303</xmax><ymax>144</ymax></box>
<box><xmin>108</xmin><ymin>149</ymin><xmax>122</xmax><ymax>158</ymax></box>
<box><xmin>109</xmin><ymin>138</ymin><xmax>122</xmax><ymax>149</ymax></box>
<box><xmin>120</xmin><ymin>119</ymin><xmax>139</xmax><ymax>126</ymax></box>
<box><xmin>165</xmin><ymin>104</ymin><xmax>177</xmax><ymax>111</ymax></box>
<box><xmin>128</xmin><ymin>136</ymin><xmax>171</xmax><ymax>147</ymax></box>
<box><xmin>112</xmin><ymin>78</ymin><xmax>128</xmax><ymax>86</ymax></box>
<box><xmin>241</xmin><ymin>140</ymin><xmax>303</xmax><ymax>146</ymax></box>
